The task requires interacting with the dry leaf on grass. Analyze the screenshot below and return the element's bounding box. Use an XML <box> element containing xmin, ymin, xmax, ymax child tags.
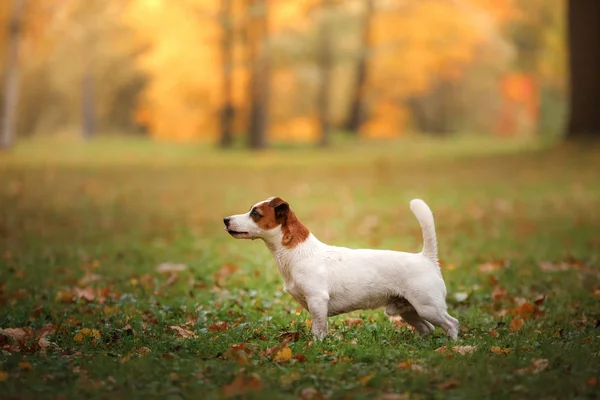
<box><xmin>515</xmin><ymin>358</ymin><xmax>549</xmax><ymax>375</ymax></box>
<box><xmin>168</xmin><ymin>325</ymin><xmax>197</xmax><ymax>339</ymax></box>
<box><xmin>208</xmin><ymin>321</ymin><xmax>228</xmax><ymax>333</ymax></box>
<box><xmin>0</xmin><ymin>371</ymin><xmax>8</xmax><ymax>382</ymax></box>
<box><xmin>1</xmin><ymin>325</ymin><xmax>56</xmax><ymax>353</ymax></box>
<box><xmin>299</xmin><ymin>387</ymin><xmax>327</xmax><ymax>400</ymax></box>
<box><xmin>490</xmin><ymin>346</ymin><xmax>511</xmax><ymax>355</ymax></box>
<box><xmin>509</xmin><ymin>315</ymin><xmax>525</xmax><ymax>331</ymax></box>
<box><xmin>344</xmin><ymin>317</ymin><xmax>363</xmax><ymax>326</ymax></box>
<box><xmin>452</xmin><ymin>345</ymin><xmax>478</xmax><ymax>355</ymax></box>
<box><xmin>437</xmin><ymin>379</ymin><xmax>460</xmax><ymax>390</ymax></box>
<box><xmin>273</xmin><ymin>347</ymin><xmax>292</xmax><ymax>363</ymax></box>
<box><xmin>222</xmin><ymin>372</ymin><xmax>263</xmax><ymax>398</ymax></box>
<box><xmin>156</xmin><ymin>263</ymin><xmax>187</xmax><ymax>273</ymax></box>
<box><xmin>74</xmin><ymin>328</ymin><xmax>101</xmax><ymax>343</ymax></box>
<box><xmin>358</xmin><ymin>374</ymin><xmax>373</xmax><ymax>384</ymax></box>
<box><xmin>213</xmin><ymin>264</ymin><xmax>239</xmax><ymax>287</ymax></box>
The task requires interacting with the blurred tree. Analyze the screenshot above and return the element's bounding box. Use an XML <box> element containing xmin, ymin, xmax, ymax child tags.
<box><xmin>317</xmin><ymin>0</ymin><xmax>333</xmax><ymax>146</ymax></box>
<box><xmin>219</xmin><ymin>0</ymin><xmax>236</xmax><ymax>148</ymax></box>
<box><xmin>247</xmin><ymin>0</ymin><xmax>270</xmax><ymax>149</ymax></box>
<box><xmin>567</xmin><ymin>0</ymin><xmax>600</xmax><ymax>140</ymax></box>
<box><xmin>1</xmin><ymin>0</ymin><xmax>25</xmax><ymax>149</ymax></box>
<box><xmin>345</xmin><ymin>0</ymin><xmax>373</xmax><ymax>135</ymax></box>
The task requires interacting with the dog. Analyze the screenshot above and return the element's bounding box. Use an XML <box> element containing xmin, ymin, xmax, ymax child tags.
<box><xmin>224</xmin><ymin>197</ymin><xmax>459</xmax><ymax>340</ymax></box>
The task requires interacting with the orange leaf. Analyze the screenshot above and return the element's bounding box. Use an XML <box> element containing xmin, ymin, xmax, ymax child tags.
<box><xmin>344</xmin><ymin>317</ymin><xmax>363</xmax><ymax>326</ymax></box>
<box><xmin>509</xmin><ymin>316</ymin><xmax>524</xmax><ymax>332</ymax></box>
<box><xmin>208</xmin><ymin>321</ymin><xmax>228</xmax><ymax>333</ymax></box>
<box><xmin>222</xmin><ymin>372</ymin><xmax>263</xmax><ymax>398</ymax></box>
<box><xmin>437</xmin><ymin>379</ymin><xmax>460</xmax><ymax>390</ymax></box>
<box><xmin>18</xmin><ymin>362</ymin><xmax>33</xmax><ymax>371</ymax></box>
<box><xmin>587</xmin><ymin>377</ymin><xmax>597</xmax><ymax>386</ymax></box>
<box><xmin>0</xmin><ymin>371</ymin><xmax>8</xmax><ymax>382</ymax></box>
<box><xmin>358</xmin><ymin>374</ymin><xmax>373</xmax><ymax>384</ymax></box>
<box><xmin>490</xmin><ymin>346</ymin><xmax>511</xmax><ymax>355</ymax></box>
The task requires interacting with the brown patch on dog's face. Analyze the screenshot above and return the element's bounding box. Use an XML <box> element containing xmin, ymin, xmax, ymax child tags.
<box><xmin>266</xmin><ymin>197</ymin><xmax>310</xmax><ymax>248</ymax></box>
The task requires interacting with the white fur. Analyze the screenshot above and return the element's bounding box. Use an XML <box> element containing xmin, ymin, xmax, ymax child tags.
<box><xmin>225</xmin><ymin>198</ymin><xmax>459</xmax><ymax>340</ymax></box>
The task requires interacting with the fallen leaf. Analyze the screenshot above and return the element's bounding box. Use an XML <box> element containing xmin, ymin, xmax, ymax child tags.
<box><xmin>265</xmin><ymin>336</ymin><xmax>293</xmax><ymax>357</ymax></box>
<box><xmin>437</xmin><ymin>379</ymin><xmax>460</xmax><ymax>390</ymax></box>
<box><xmin>478</xmin><ymin>261</ymin><xmax>505</xmax><ymax>273</ymax></box>
<box><xmin>452</xmin><ymin>345</ymin><xmax>478</xmax><ymax>355</ymax></box>
<box><xmin>168</xmin><ymin>325</ymin><xmax>197</xmax><ymax>339</ymax></box>
<box><xmin>299</xmin><ymin>387</ymin><xmax>326</xmax><ymax>400</ymax></box>
<box><xmin>55</xmin><ymin>290</ymin><xmax>75</xmax><ymax>303</ymax></box>
<box><xmin>509</xmin><ymin>316</ymin><xmax>524</xmax><ymax>332</ymax></box>
<box><xmin>222</xmin><ymin>372</ymin><xmax>263</xmax><ymax>398</ymax></box>
<box><xmin>358</xmin><ymin>374</ymin><xmax>373</xmax><ymax>384</ymax></box>
<box><xmin>19</xmin><ymin>362</ymin><xmax>33</xmax><ymax>371</ymax></box>
<box><xmin>208</xmin><ymin>321</ymin><xmax>228</xmax><ymax>333</ymax></box>
<box><xmin>156</xmin><ymin>263</ymin><xmax>187</xmax><ymax>273</ymax></box>
<box><xmin>587</xmin><ymin>377</ymin><xmax>597</xmax><ymax>386</ymax></box>
<box><xmin>515</xmin><ymin>358</ymin><xmax>549</xmax><ymax>375</ymax></box>
<box><xmin>490</xmin><ymin>346</ymin><xmax>511</xmax><ymax>355</ymax></box>
<box><xmin>0</xmin><ymin>371</ymin><xmax>7</xmax><ymax>382</ymax></box>
<box><xmin>273</xmin><ymin>347</ymin><xmax>292</xmax><ymax>363</ymax></box>
<box><xmin>293</xmin><ymin>353</ymin><xmax>307</xmax><ymax>362</ymax></box>
<box><xmin>534</xmin><ymin>294</ymin><xmax>546</xmax><ymax>305</ymax></box>
<box><xmin>538</xmin><ymin>261</ymin><xmax>571</xmax><ymax>272</ymax></box>
<box><xmin>530</xmin><ymin>358</ymin><xmax>549</xmax><ymax>374</ymax></box>
<box><xmin>0</xmin><ymin>327</ymin><xmax>27</xmax><ymax>343</ymax></box>
<box><xmin>435</xmin><ymin>346</ymin><xmax>448</xmax><ymax>354</ymax></box>
<box><xmin>74</xmin><ymin>287</ymin><xmax>96</xmax><ymax>302</ymax></box>
<box><xmin>378</xmin><ymin>393</ymin><xmax>409</xmax><ymax>400</ymax></box>
<box><xmin>74</xmin><ymin>328</ymin><xmax>101</xmax><ymax>343</ymax></box>
<box><xmin>492</xmin><ymin>287</ymin><xmax>508</xmax><ymax>301</ymax></box>
<box><xmin>344</xmin><ymin>317</ymin><xmax>363</xmax><ymax>326</ymax></box>
<box><xmin>213</xmin><ymin>264</ymin><xmax>239</xmax><ymax>287</ymax></box>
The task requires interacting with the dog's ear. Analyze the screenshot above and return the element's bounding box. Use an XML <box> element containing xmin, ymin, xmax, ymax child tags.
<box><xmin>269</xmin><ymin>197</ymin><xmax>289</xmax><ymax>223</ymax></box>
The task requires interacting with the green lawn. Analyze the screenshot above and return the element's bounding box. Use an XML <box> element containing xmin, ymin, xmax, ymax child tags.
<box><xmin>1</xmin><ymin>137</ymin><xmax>599</xmax><ymax>399</ymax></box>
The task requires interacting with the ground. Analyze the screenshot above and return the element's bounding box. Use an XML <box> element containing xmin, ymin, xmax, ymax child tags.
<box><xmin>0</xmin><ymin>136</ymin><xmax>599</xmax><ymax>399</ymax></box>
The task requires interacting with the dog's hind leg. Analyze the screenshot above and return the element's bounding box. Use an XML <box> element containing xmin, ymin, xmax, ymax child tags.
<box><xmin>385</xmin><ymin>298</ymin><xmax>435</xmax><ymax>336</ymax></box>
<box><xmin>411</xmin><ymin>304</ymin><xmax>459</xmax><ymax>340</ymax></box>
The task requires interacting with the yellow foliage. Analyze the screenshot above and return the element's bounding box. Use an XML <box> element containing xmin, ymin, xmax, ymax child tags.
<box><xmin>271</xmin><ymin>116</ymin><xmax>320</xmax><ymax>142</ymax></box>
<box><xmin>360</xmin><ymin>100</ymin><xmax>408</xmax><ymax>139</ymax></box>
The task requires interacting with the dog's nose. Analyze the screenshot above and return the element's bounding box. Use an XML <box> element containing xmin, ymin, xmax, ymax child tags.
<box><xmin>223</xmin><ymin>217</ymin><xmax>231</xmax><ymax>227</ymax></box>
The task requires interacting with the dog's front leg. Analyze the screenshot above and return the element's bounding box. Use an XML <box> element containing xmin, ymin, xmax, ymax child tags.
<box><xmin>306</xmin><ymin>295</ymin><xmax>329</xmax><ymax>339</ymax></box>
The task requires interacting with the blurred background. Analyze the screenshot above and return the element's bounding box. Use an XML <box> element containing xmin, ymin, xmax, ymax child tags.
<box><xmin>1</xmin><ymin>0</ymin><xmax>586</xmax><ymax>150</ymax></box>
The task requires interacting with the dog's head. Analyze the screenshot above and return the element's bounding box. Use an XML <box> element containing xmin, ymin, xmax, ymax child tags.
<box><xmin>224</xmin><ymin>197</ymin><xmax>309</xmax><ymax>247</ymax></box>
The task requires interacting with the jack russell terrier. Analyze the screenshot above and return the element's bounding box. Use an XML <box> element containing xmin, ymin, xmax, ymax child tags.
<box><xmin>224</xmin><ymin>197</ymin><xmax>459</xmax><ymax>340</ymax></box>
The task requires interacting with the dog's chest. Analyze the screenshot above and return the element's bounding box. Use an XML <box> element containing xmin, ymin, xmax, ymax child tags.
<box><xmin>283</xmin><ymin>280</ymin><xmax>308</xmax><ymax>309</ymax></box>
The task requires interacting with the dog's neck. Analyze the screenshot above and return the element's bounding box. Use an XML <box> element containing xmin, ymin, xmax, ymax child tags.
<box><xmin>261</xmin><ymin>218</ymin><xmax>318</xmax><ymax>278</ymax></box>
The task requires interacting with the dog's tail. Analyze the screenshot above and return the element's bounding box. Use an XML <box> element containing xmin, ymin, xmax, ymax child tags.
<box><xmin>410</xmin><ymin>199</ymin><xmax>438</xmax><ymax>264</ymax></box>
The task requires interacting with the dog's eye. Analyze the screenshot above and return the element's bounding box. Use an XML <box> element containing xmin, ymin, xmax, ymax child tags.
<box><xmin>250</xmin><ymin>209</ymin><xmax>260</xmax><ymax>219</ymax></box>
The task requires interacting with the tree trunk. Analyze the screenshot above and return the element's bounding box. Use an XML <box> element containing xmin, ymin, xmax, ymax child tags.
<box><xmin>317</xmin><ymin>1</ymin><xmax>332</xmax><ymax>147</ymax></box>
<box><xmin>0</xmin><ymin>0</ymin><xmax>26</xmax><ymax>150</ymax></box>
<box><xmin>247</xmin><ymin>0</ymin><xmax>270</xmax><ymax>150</ymax></box>
<box><xmin>345</xmin><ymin>0</ymin><xmax>373</xmax><ymax>135</ymax></box>
<box><xmin>219</xmin><ymin>0</ymin><xmax>235</xmax><ymax>148</ymax></box>
<box><xmin>81</xmin><ymin>71</ymin><xmax>96</xmax><ymax>140</ymax></box>
<box><xmin>566</xmin><ymin>0</ymin><xmax>600</xmax><ymax>140</ymax></box>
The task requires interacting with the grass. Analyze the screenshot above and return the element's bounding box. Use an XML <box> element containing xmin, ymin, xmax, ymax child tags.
<box><xmin>0</xmin><ymin>136</ymin><xmax>599</xmax><ymax>399</ymax></box>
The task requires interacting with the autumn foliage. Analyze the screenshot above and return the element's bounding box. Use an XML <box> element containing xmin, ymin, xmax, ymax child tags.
<box><xmin>0</xmin><ymin>0</ymin><xmax>567</xmax><ymax>144</ymax></box>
